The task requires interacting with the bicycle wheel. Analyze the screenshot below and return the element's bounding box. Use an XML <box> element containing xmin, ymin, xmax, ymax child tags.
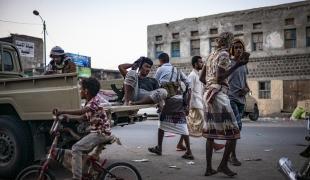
<box><xmin>15</xmin><ymin>165</ymin><xmax>55</xmax><ymax>180</ymax></box>
<box><xmin>99</xmin><ymin>162</ymin><xmax>142</xmax><ymax>180</ymax></box>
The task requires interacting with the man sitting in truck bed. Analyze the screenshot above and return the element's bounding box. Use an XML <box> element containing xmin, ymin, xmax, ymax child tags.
<box><xmin>118</xmin><ymin>57</ymin><xmax>167</xmax><ymax>106</ymax></box>
<box><xmin>45</xmin><ymin>46</ymin><xmax>76</xmax><ymax>75</ymax></box>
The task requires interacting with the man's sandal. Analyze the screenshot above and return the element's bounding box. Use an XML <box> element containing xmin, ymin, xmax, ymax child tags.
<box><xmin>181</xmin><ymin>152</ymin><xmax>194</xmax><ymax>160</ymax></box>
<box><xmin>148</xmin><ymin>146</ymin><xmax>162</xmax><ymax>155</ymax></box>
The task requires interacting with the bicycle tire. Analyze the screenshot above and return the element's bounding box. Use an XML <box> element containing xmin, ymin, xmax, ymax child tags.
<box><xmin>15</xmin><ymin>165</ymin><xmax>55</xmax><ymax>180</ymax></box>
<box><xmin>98</xmin><ymin>162</ymin><xmax>142</xmax><ymax>180</ymax></box>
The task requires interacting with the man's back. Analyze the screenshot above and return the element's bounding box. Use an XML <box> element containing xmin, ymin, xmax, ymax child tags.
<box><xmin>155</xmin><ymin>63</ymin><xmax>188</xmax><ymax>85</ymax></box>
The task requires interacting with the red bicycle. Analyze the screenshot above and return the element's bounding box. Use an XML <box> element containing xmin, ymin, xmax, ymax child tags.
<box><xmin>16</xmin><ymin>114</ymin><xmax>142</xmax><ymax>180</ymax></box>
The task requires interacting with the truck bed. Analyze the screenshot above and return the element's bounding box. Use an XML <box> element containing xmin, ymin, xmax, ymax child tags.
<box><xmin>0</xmin><ymin>73</ymin><xmax>80</xmax><ymax>120</ymax></box>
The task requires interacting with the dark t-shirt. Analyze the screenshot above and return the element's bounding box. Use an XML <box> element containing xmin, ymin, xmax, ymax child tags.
<box><xmin>138</xmin><ymin>77</ymin><xmax>159</xmax><ymax>91</ymax></box>
<box><xmin>228</xmin><ymin>59</ymin><xmax>248</xmax><ymax>104</ymax></box>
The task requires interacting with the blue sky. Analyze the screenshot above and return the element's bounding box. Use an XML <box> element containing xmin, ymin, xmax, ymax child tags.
<box><xmin>0</xmin><ymin>0</ymin><xmax>300</xmax><ymax>69</ymax></box>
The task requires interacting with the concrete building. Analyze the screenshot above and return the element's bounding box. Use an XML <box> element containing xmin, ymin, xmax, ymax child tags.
<box><xmin>0</xmin><ymin>34</ymin><xmax>44</xmax><ymax>75</ymax></box>
<box><xmin>147</xmin><ymin>1</ymin><xmax>310</xmax><ymax>115</ymax></box>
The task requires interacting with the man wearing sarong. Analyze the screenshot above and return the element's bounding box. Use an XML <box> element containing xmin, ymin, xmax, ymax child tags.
<box><xmin>148</xmin><ymin>52</ymin><xmax>194</xmax><ymax>160</ymax></box>
<box><xmin>186</xmin><ymin>56</ymin><xmax>204</xmax><ymax>137</ymax></box>
<box><xmin>199</xmin><ymin>32</ymin><xmax>249</xmax><ymax>177</ymax></box>
<box><xmin>118</xmin><ymin>57</ymin><xmax>167</xmax><ymax>106</ymax></box>
<box><xmin>178</xmin><ymin>56</ymin><xmax>225</xmax><ymax>152</ymax></box>
<box><xmin>228</xmin><ymin>39</ymin><xmax>250</xmax><ymax>166</ymax></box>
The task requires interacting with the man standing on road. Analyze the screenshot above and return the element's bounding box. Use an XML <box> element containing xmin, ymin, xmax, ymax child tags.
<box><xmin>228</xmin><ymin>39</ymin><xmax>250</xmax><ymax>166</ymax></box>
<box><xmin>186</xmin><ymin>56</ymin><xmax>205</xmax><ymax>137</ymax></box>
<box><xmin>178</xmin><ymin>56</ymin><xmax>225</xmax><ymax>151</ymax></box>
<box><xmin>148</xmin><ymin>52</ymin><xmax>194</xmax><ymax>160</ymax></box>
<box><xmin>199</xmin><ymin>32</ymin><xmax>249</xmax><ymax>177</ymax></box>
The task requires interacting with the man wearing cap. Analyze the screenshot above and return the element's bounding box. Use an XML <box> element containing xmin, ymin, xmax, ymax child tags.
<box><xmin>45</xmin><ymin>46</ymin><xmax>76</xmax><ymax>75</ymax></box>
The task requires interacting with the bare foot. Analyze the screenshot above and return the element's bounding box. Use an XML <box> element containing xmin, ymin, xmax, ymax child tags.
<box><xmin>204</xmin><ymin>169</ymin><xmax>217</xmax><ymax>176</ymax></box>
<box><xmin>217</xmin><ymin>166</ymin><xmax>237</xmax><ymax>177</ymax></box>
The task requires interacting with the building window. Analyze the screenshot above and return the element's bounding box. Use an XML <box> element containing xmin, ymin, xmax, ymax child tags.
<box><xmin>155</xmin><ymin>44</ymin><xmax>163</xmax><ymax>58</ymax></box>
<box><xmin>285</xmin><ymin>18</ymin><xmax>294</xmax><ymax>26</ymax></box>
<box><xmin>190</xmin><ymin>39</ymin><xmax>200</xmax><ymax>56</ymax></box>
<box><xmin>259</xmin><ymin>81</ymin><xmax>271</xmax><ymax>99</ymax></box>
<box><xmin>172</xmin><ymin>33</ymin><xmax>179</xmax><ymax>40</ymax></box>
<box><xmin>234</xmin><ymin>34</ymin><xmax>244</xmax><ymax>41</ymax></box>
<box><xmin>209</xmin><ymin>37</ymin><xmax>217</xmax><ymax>53</ymax></box>
<box><xmin>307</xmin><ymin>27</ymin><xmax>310</xmax><ymax>47</ymax></box>
<box><xmin>252</xmin><ymin>32</ymin><xmax>263</xmax><ymax>51</ymax></box>
<box><xmin>253</xmin><ymin>23</ymin><xmax>262</xmax><ymax>30</ymax></box>
<box><xmin>308</xmin><ymin>16</ymin><xmax>310</xmax><ymax>23</ymax></box>
<box><xmin>234</xmin><ymin>24</ymin><xmax>243</xmax><ymax>31</ymax></box>
<box><xmin>209</xmin><ymin>28</ymin><xmax>218</xmax><ymax>35</ymax></box>
<box><xmin>155</xmin><ymin>35</ymin><xmax>162</xmax><ymax>41</ymax></box>
<box><xmin>191</xmin><ymin>31</ymin><xmax>199</xmax><ymax>37</ymax></box>
<box><xmin>171</xmin><ymin>42</ymin><xmax>180</xmax><ymax>57</ymax></box>
<box><xmin>284</xmin><ymin>29</ymin><xmax>296</xmax><ymax>48</ymax></box>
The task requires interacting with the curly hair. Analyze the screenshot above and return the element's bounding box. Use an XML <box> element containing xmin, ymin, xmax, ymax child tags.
<box><xmin>81</xmin><ymin>77</ymin><xmax>101</xmax><ymax>97</ymax></box>
<box><xmin>216</xmin><ymin>32</ymin><xmax>234</xmax><ymax>48</ymax></box>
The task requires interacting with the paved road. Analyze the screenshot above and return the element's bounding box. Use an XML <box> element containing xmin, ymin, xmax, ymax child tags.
<box><xmin>9</xmin><ymin>119</ymin><xmax>307</xmax><ymax>180</ymax></box>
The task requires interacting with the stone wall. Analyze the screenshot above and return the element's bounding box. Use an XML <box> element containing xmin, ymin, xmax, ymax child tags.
<box><xmin>247</xmin><ymin>53</ymin><xmax>310</xmax><ymax>80</ymax></box>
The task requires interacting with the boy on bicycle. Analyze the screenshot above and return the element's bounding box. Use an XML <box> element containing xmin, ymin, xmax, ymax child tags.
<box><xmin>55</xmin><ymin>77</ymin><xmax>112</xmax><ymax>180</ymax></box>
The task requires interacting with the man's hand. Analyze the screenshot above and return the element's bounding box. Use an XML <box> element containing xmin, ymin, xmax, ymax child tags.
<box><xmin>185</xmin><ymin>106</ymin><xmax>190</xmax><ymax>116</ymax></box>
<box><xmin>52</xmin><ymin>108</ymin><xmax>64</xmax><ymax>116</ymax></box>
<box><xmin>237</xmin><ymin>52</ymin><xmax>250</xmax><ymax>66</ymax></box>
<box><xmin>61</xmin><ymin>114</ymin><xmax>70</xmax><ymax>123</ymax></box>
<box><xmin>132</xmin><ymin>57</ymin><xmax>143</xmax><ymax>70</ymax></box>
<box><xmin>238</xmin><ymin>87</ymin><xmax>250</xmax><ymax>96</ymax></box>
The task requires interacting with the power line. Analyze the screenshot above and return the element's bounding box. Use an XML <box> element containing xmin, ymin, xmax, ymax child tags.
<box><xmin>0</xmin><ymin>19</ymin><xmax>41</xmax><ymax>25</ymax></box>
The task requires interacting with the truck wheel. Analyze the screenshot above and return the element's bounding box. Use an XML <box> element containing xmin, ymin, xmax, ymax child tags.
<box><xmin>0</xmin><ymin>116</ymin><xmax>33</xmax><ymax>178</ymax></box>
<box><xmin>249</xmin><ymin>104</ymin><xmax>259</xmax><ymax>121</ymax></box>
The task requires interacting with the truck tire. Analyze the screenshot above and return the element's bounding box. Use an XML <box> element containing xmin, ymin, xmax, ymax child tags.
<box><xmin>249</xmin><ymin>104</ymin><xmax>259</xmax><ymax>121</ymax></box>
<box><xmin>0</xmin><ymin>115</ymin><xmax>33</xmax><ymax>178</ymax></box>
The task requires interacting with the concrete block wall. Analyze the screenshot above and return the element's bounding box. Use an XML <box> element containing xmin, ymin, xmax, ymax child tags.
<box><xmin>247</xmin><ymin>53</ymin><xmax>310</xmax><ymax>79</ymax></box>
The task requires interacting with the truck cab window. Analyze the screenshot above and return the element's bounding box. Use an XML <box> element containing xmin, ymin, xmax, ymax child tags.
<box><xmin>3</xmin><ymin>51</ymin><xmax>14</xmax><ymax>71</ymax></box>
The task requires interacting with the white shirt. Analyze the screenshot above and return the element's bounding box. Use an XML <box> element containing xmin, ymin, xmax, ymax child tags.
<box><xmin>154</xmin><ymin>63</ymin><xmax>188</xmax><ymax>86</ymax></box>
<box><xmin>188</xmin><ymin>69</ymin><xmax>204</xmax><ymax>109</ymax></box>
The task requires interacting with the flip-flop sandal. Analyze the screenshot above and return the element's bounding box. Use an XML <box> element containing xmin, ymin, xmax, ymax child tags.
<box><xmin>181</xmin><ymin>153</ymin><xmax>194</xmax><ymax>160</ymax></box>
<box><xmin>204</xmin><ymin>169</ymin><xmax>217</xmax><ymax>176</ymax></box>
<box><xmin>148</xmin><ymin>146</ymin><xmax>162</xmax><ymax>155</ymax></box>
<box><xmin>217</xmin><ymin>167</ymin><xmax>237</xmax><ymax>177</ymax></box>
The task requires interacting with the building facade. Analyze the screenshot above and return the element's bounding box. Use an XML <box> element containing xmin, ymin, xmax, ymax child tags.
<box><xmin>91</xmin><ymin>68</ymin><xmax>122</xmax><ymax>80</ymax></box>
<box><xmin>147</xmin><ymin>1</ymin><xmax>310</xmax><ymax>115</ymax></box>
<box><xmin>0</xmin><ymin>34</ymin><xmax>44</xmax><ymax>75</ymax></box>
